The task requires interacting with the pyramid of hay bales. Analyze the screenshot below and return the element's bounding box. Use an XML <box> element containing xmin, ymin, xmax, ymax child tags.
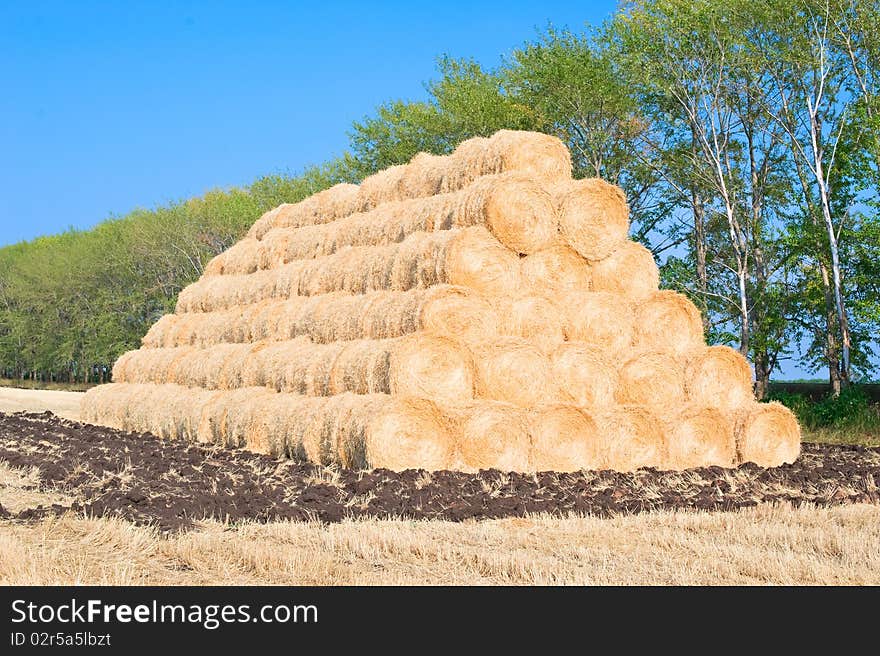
<box><xmin>81</xmin><ymin>130</ymin><xmax>801</xmax><ymax>472</ymax></box>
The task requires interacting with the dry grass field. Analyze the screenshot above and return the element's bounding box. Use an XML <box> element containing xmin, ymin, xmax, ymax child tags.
<box><xmin>0</xmin><ymin>386</ymin><xmax>83</xmax><ymax>421</ymax></box>
<box><xmin>1</xmin><ymin>500</ymin><xmax>878</xmax><ymax>585</ymax></box>
<box><xmin>2</xmin><ymin>388</ymin><xmax>879</xmax><ymax>585</ymax></box>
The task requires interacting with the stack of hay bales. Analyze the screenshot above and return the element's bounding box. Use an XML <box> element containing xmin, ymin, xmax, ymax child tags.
<box><xmin>81</xmin><ymin>130</ymin><xmax>801</xmax><ymax>473</ymax></box>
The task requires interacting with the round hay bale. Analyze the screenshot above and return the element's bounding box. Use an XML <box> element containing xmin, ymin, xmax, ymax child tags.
<box><xmin>553</xmin><ymin>178</ymin><xmax>630</xmax><ymax>261</ymax></box>
<box><xmin>418</xmin><ymin>285</ymin><xmax>499</xmax><ymax>345</ymax></box>
<box><xmin>633</xmin><ymin>290</ymin><xmax>704</xmax><ymax>354</ymax></box>
<box><xmin>663</xmin><ymin>405</ymin><xmax>736</xmax><ymax>470</ymax></box>
<box><xmin>111</xmin><ymin>350</ymin><xmax>138</xmax><ymax>382</ymax></box>
<box><xmin>446</xmin><ymin>226</ymin><xmax>521</xmax><ymax>297</ymax></box>
<box><xmin>615</xmin><ymin>350</ymin><xmax>687</xmax><ymax>411</ymax></box>
<box><xmin>529</xmin><ymin>405</ymin><xmax>601</xmax><ymax>472</ymax></box>
<box><xmin>141</xmin><ymin>314</ymin><xmax>178</xmax><ymax>349</ymax></box>
<box><xmin>550</xmin><ymin>343</ymin><xmax>618</xmax><ymax>407</ymax></box>
<box><xmin>397</xmin><ymin>152</ymin><xmax>446</xmax><ymax>198</ymax></box>
<box><xmin>366</xmin><ymin>397</ymin><xmax>456</xmax><ymax>470</ymax></box>
<box><xmin>489</xmin><ymin>130</ymin><xmax>573</xmax><ymax>182</ymax></box>
<box><xmin>447</xmin><ymin>401</ymin><xmax>531</xmax><ymax>473</ymax></box>
<box><xmin>596</xmin><ymin>406</ymin><xmax>667</xmax><ymax>471</ymax></box>
<box><xmin>590</xmin><ymin>241</ymin><xmax>659</xmax><ymax>299</ymax></box>
<box><xmin>561</xmin><ymin>291</ymin><xmax>634</xmax><ymax>356</ymax></box>
<box><xmin>355</xmin><ymin>165</ymin><xmax>408</xmax><ymax>211</ymax></box>
<box><xmin>471</xmin><ymin>337</ymin><xmax>565</xmax><ymax>407</ymax></box>
<box><xmin>685</xmin><ymin>345</ymin><xmax>754</xmax><ymax>410</ymax></box>
<box><xmin>389</xmin><ymin>333</ymin><xmax>475</xmax><ymax>405</ymax></box>
<box><xmin>520</xmin><ymin>243</ymin><xmax>592</xmax><ymax>296</ymax></box>
<box><xmin>494</xmin><ymin>295</ymin><xmax>566</xmax><ymax>355</ymax></box>
<box><xmin>467</xmin><ymin>174</ymin><xmax>557</xmax><ymax>254</ymax></box>
<box><xmin>735</xmin><ymin>402</ymin><xmax>801</xmax><ymax>467</ymax></box>
<box><xmin>246</xmin><ymin>204</ymin><xmax>286</xmax><ymax>241</ymax></box>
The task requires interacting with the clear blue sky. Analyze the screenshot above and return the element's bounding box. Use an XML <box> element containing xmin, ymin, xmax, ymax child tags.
<box><xmin>0</xmin><ymin>0</ymin><xmax>616</xmax><ymax>247</ymax></box>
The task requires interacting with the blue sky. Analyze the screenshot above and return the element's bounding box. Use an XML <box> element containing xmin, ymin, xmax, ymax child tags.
<box><xmin>0</xmin><ymin>1</ymin><xmax>615</xmax><ymax>247</ymax></box>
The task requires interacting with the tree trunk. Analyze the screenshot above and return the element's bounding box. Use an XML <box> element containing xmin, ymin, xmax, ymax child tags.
<box><xmin>818</xmin><ymin>259</ymin><xmax>843</xmax><ymax>395</ymax></box>
<box><xmin>692</xmin><ymin>191</ymin><xmax>710</xmax><ymax>333</ymax></box>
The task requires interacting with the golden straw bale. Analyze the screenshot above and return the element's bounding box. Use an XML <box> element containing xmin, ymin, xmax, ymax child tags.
<box><xmin>734</xmin><ymin>402</ymin><xmax>801</xmax><ymax>467</ymax></box>
<box><xmin>155</xmin><ymin>286</ymin><xmax>498</xmax><ymax>350</ymax></box>
<box><xmin>488</xmin><ymin>130</ymin><xmax>572</xmax><ymax>182</ymax></box>
<box><xmin>397</xmin><ymin>152</ymin><xmax>447</xmax><ymax>198</ymax></box>
<box><xmin>685</xmin><ymin>345</ymin><xmax>754</xmax><ymax>410</ymax></box>
<box><xmin>552</xmin><ymin>178</ymin><xmax>630</xmax><ymax>261</ymax></box>
<box><xmin>355</xmin><ymin>165</ymin><xmax>408</xmax><ymax>212</ymax></box>
<box><xmin>590</xmin><ymin>241</ymin><xmax>659</xmax><ymax>299</ymax></box>
<box><xmin>111</xmin><ymin>350</ymin><xmax>137</xmax><ymax>382</ymax></box>
<box><xmin>247</xmin><ymin>183</ymin><xmax>360</xmax><ymax>240</ymax></box>
<box><xmin>366</xmin><ymin>397</ymin><xmax>456</xmax><ymax>470</ymax></box>
<box><xmin>595</xmin><ymin>406</ymin><xmax>668</xmax><ymax>472</ymax></box>
<box><xmin>141</xmin><ymin>314</ymin><xmax>178</xmax><ymax>348</ymax></box>
<box><xmin>457</xmin><ymin>174</ymin><xmax>557</xmax><ymax>254</ymax></box>
<box><xmin>388</xmin><ymin>333</ymin><xmax>475</xmax><ymax>405</ymax></box>
<box><xmin>444</xmin><ymin>226</ymin><xmax>522</xmax><ymax>297</ymax></box>
<box><xmin>632</xmin><ymin>290</ymin><xmax>704</xmax><ymax>355</ymax></box>
<box><xmin>615</xmin><ymin>350</ymin><xmax>687</xmax><ymax>412</ymax></box>
<box><xmin>446</xmin><ymin>401</ymin><xmax>531</xmax><ymax>473</ymax></box>
<box><xmin>254</xmin><ymin>173</ymin><xmax>553</xmax><ymax>265</ymax></box>
<box><xmin>561</xmin><ymin>291</ymin><xmax>634</xmax><ymax>356</ymax></box>
<box><xmin>203</xmin><ymin>238</ymin><xmax>263</xmax><ymax>277</ymax></box>
<box><xmin>175</xmin><ymin>229</ymin><xmax>518</xmax><ymax>312</ymax></box>
<box><xmin>273</xmin><ymin>183</ymin><xmax>360</xmax><ymax>231</ymax></box>
<box><xmin>663</xmin><ymin>404</ymin><xmax>736</xmax><ymax>470</ymax></box>
<box><xmin>246</xmin><ymin>204</ymin><xmax>286</xmax><ymax>242</ymax></box>
<box><xmin>411</xmin><ymin>285</ymin><xmax>499</xmax><ymax>345</ymax></box>
<box><xmin>493</xmin><ymin>295</ymin><xmax>566</xmax><ymax>355</ymax></box>
<box><xmin>444</xmin><ymin>131</ymin><xmax>571</xmax><ymax>192</ymax></box>
<box><xmin>471</xmin><ymin>337</ymin><xmax>566</xmax><ymax>407</ymax></box>
<box><xmin>441</xmin><ymin>137</ymin><xmax>493</xmax><ymax>192</ymax></box>
<box><xmin>550</xmin><ymin>343</ymin><xmax>618</xmax><ymax>407</ymax></box>
<box><xmin>520</xmin><ymin>243</ymin><xmax>592</xmax><ymax>296</ymax></box>
<box><xmin>529</xmin><ymin>405</ymin><xmax>602</xmax><ymax>472</ymax></box>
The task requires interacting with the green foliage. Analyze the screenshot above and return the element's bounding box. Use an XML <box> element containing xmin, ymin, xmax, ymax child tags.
<box><xmin>768</xmin><ymin>386</ymin><xmax>880</xmax><ymax>431</ymax></box>
<box><xmin>3</xmin><ymin>0</ymin><xmax>880</xmax><ymax>396</ymax></box>
<box><xmin>0</xmin><ymin>162</ymin><xmax>349</xmax><ymax>382</ymax></box>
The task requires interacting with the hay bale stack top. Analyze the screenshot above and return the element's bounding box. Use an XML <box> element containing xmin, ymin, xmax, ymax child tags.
<box><xmin>82</xmin><ymin>130</ymin><xmax>800</xmax><ymax>473</ymax></box>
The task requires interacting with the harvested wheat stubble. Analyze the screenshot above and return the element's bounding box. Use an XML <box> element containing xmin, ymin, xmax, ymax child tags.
<box><xmin>445</xmin><ymin>400</ymin><xmax>531</xmax><ymax>473</ymax></box>
<box><xmin>663</xmin><ymin>404</ymin><xmax>736</xmax><ymax>470</ymax></box>
<box><xmin>560</xmin><ymin>291</ymin><xmax>634</xmax><ymax>356</ymax></box>
<box><xmin>550</xmin><ymin>343</ymin><xmax>618</xmax><ymax>407</ymax></box>
<box><xmin>147</xmin><ymin>286</ymin><xmax>497</xmax><ymax>349</ymax></box>
<box><xmin>552</xmin><ymin>178</ymin><xmax>630</xmax><ymax>261</ymax></box>
<box><xmin>529</xmin><ymin>405</ymin><xmax>602</xmax><ymax>472</ymax></box>
<box><xmin>471</xmin><ymin>337</ymin><xmax>566</xmax><ymax>408</ymax></box>
<box><xmin>122</xmin><ymin>334</ymin><xmax>475</xmax><ymax>405</ymax></box>
<box><xmin>590</xmin><ymin>240</ymin><xmax>659</xmax><ymax>299</ymax></box>
<box><xmin>82</xmin><ymin>383</ymin><xmax>455</xmax><ymax>469</ymax></box>
<box><xmin>520</xmin><ymin>243</ymin><xmax>592</xmax><ymax>297</ymax></box>
<box><xmin>684</xmin><ymin>345</ymin><xmax>753</xmax><ymax>410</ymax></box>
<box><xmin>247</xmin><ymin>183</ymin><xmax>360</xmax><ymax>240</ymax></box>
<box><xmin>735</xmin><ymin>401</ymin><xmax>801</xmax><ymax>467</ymax></box>
<box><xmin>632</xmin><ymin>290</ymin><xmax>704</xmax><ymax>355</ymax></box>
<box><xmin>615</xmin><ymin>350</ymin><xmax>687</xmax><ymax>412</ymax></box>
<box><xmin>244</xmin><ymin>174</ymin><xmax>557</xmax><ymax>272</ymax></box>
<box><xmin>595</xmin><ymin>406</ymin><xmax>668</xmax><ymax>472</ymax></box>
<box><xmin>492</xmin><ymin>295</ymin><xmax>566</xmax><ymax>355</ymax></box>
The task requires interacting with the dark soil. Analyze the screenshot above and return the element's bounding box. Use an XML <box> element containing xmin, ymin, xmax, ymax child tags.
<box><xmin>0</xmin><ymin>411</ymin><xmax>878</xmax><ymax>532</ymax></box>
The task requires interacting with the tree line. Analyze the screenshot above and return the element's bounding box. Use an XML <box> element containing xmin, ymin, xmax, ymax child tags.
<box><xmin>1</xmin><ymin>0</ymin><xmax>878</xmax><ymax>394</ymax></box>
